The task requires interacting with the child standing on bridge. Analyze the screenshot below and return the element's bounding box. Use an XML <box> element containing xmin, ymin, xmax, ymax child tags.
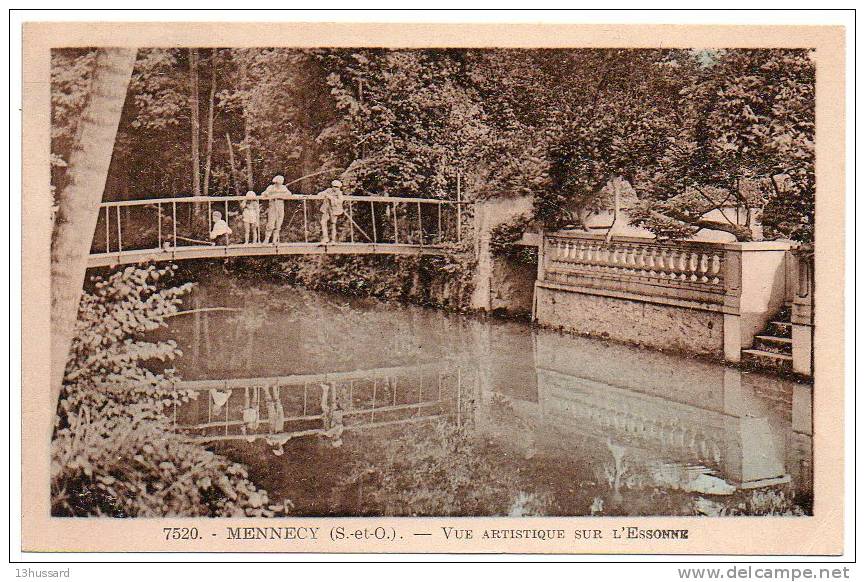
<box><xmin>241</xmin><ymin>191</ymin><xmax>260</xmax><ymax>244</ymax></box>
<box><xmin>318</xmin><ymin>180</ymin><xmax>345</xmax><ymax>244</ymax></box>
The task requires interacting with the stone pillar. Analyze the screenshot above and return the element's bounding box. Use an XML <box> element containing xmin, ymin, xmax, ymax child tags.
<box><xmin>532</xmin><ymin>231</ymin><xmax>546</xmax><ymax>321</ymax></box>
<box><xmin>722</xmin><ymin>241</ymin><xmax>793</xmax><ymax>364</ymax></box>
<box><xmin>469</xmin><ymin>196</ymin><xmax>535</xmax><ymax>311</ymax></box>
<box><xmin>791</xmin><ymin>252</ymin><xmax>814</xmax><ymax>377</ymax></box>
<box><xmin>469</xmin><ymin>201</ymin><xmax>493</xmax><ymax>311</ymax></box>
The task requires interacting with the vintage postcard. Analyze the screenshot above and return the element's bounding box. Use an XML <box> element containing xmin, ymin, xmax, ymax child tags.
<box><xmin>19</xmin><ymin>19</ymin><xmax>846</xmax><ymax>556</ymax></box>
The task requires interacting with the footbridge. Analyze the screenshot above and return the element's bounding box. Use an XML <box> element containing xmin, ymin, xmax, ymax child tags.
<box><xmin>89</xmin><ymin>194</ymin><xmax>470</xmax><ymax>268</ymax></box>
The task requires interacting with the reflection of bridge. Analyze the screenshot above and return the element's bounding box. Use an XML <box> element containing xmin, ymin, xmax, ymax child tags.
<box><xmin>171</xmin><ymin>362</ymin><xmax>472</xmax><ymax>445</ymax></box>
<box><xmin>89</xmin><ymin>194</ymin><xmax>470</xmax><ymax>268</ymax></box>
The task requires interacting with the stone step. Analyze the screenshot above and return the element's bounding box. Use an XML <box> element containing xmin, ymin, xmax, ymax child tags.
<box><xmin>742</xmin><ymin>349</ymin><xmax>793</xmax><ymax>373</ymax></box>
<box><xmin>753</xmin><ymin>335</ymin><xmax>793</xmax><ymax>355</ymax></box>
<box><xmin>755</xmin><ymin>334</ymin><xmax>792</xmax><ymax>344</ymax></box>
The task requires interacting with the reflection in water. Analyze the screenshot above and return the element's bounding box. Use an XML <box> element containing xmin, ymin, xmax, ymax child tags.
<box><xmin>164</xmin><ymin>276</ymin><xmax>813</xmax><ymax>516</ymax></box>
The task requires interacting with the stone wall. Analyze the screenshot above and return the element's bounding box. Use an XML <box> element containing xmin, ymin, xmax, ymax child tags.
<box><xmin>534</xmin><ymin>285</ymin><xmax>725</xmax><ymax>357</ymax></box>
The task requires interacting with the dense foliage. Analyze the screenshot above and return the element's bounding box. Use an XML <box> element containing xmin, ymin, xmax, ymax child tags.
<box><xmin>272</xmin><ymin>238</ymin><xmax>478</xmax><ymax>311</ymax></box>
<box><xmin>51</xmin><ymin>47</ymin><xmax>815</xmax><ymax>244</ymax></box>
<box><xmin>488</xmin><ymin>213</ymin><xmax>537</xmax><ymax>264</ymax></box>
<box><xmin>52</xmin><ymin>265</ymin><xmax>281</xmax><ymax>517</ymax></box>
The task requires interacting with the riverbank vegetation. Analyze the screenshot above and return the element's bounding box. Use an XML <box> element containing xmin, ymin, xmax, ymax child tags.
<box><xmin>51</xmin><ymin>265</ymin><xmax>282</xmax><ymax>517</ymax></box>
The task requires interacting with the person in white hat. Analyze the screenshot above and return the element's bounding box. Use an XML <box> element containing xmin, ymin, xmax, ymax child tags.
<box><xmin>262</xmin><ymin>175</ymin><xmax>289</xmax><ymax>244</ymax></box>
<box><xmin>318</xmin><ymin>179</ymin><xmax>345</xmax><ymax>243</ymax></box>
<box><xmin>240</xmin><ymin>190</ymin><xmax>260</xmax><ymax>244</ymax></box>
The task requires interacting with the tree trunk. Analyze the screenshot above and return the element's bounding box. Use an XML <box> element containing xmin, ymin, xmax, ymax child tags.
<box><xmin>226</xmin><ymin>133</ymin><xmax>241</xmax><ymax>195</ymax></box>
<box><xmin>649</xmin><ymin>209</ymin><xmax>753</xmax><ymax>241</ymax></box>
<box><xmin>189</xmin><ymin>48</ymin><xmax>201</xmax><ymax>197</ymax></box>
<box><xmin>239</xmin><ymin>58</ymin><xmax>255</xmax><ymax>190</ymax></box>
<box><xmin>605</xmin><ymin>177</ymin><xmax>622</xmax><ymax>243</ymax></box>
<box><xmin>50</xmin><ymin>48</ymin><xmax>137</xmax><ymax>413</ymax></box>
<box><xmin>188</xmin><ymin>49</ymin><xmax>203</xmax><ymax>229</ymax></box>
<box><xmin>243</xmin><ymin>115</ymin><xmax>254</xmax><ymax>190</ymax></box>
<box><xmin>203</xmin><ymin>51</ymin><xmax>217</xmax><ymax>196</ymax></box>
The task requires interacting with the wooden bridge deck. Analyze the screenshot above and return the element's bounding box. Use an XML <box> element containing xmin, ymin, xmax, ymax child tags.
<box><xmin>88</xmin><ymin>241</ymin><xmax>449</xmax><ymax>268</ymax></box>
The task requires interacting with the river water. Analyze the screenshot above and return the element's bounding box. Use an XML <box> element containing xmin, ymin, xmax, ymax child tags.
<box><xmin>165</xmin><ymin>275</ymin><xmax>813</xmax><ymax>517</ymax></box>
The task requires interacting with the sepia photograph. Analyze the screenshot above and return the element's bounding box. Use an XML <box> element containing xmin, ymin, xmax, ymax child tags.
<box><xmin>16</xmin><ymin>17</ymin><xmax>848</xmax><ymax>557</ymax></box>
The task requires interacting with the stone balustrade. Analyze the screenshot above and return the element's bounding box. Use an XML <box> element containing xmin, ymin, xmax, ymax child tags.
<box><xmin>546</xmin><ymin>236</ymin><xmax>725</xmax><ymax>288</ymax></box>
<box><xmin>534</xmin><ymin>231</ymin><xmax>795</xmax><ymax>365</ymax></box>
<box><xmin>538</xmin><ymin>233</ymin><xmax>731</xmax><ymax>314</ymax></box>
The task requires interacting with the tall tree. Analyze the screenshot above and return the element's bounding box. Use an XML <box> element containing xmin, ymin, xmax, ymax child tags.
<box><xmin>630</xmin><ymin>49</ymin><xmax>815</xmax><ymax>242</ymax></box>
<box><xmin>203</xmin><ymin>50</ymin><xmax>218</xmax><ymax>196</ymax></box>
<box><xmin>50</xmin><ymin>47</ymin><xmax>137</xmax><ymax>412</ymax></box>
<box><xmin>189</xmin><ymin>48</ymin><xmax>201</xmax><ymax>197</ymax></box>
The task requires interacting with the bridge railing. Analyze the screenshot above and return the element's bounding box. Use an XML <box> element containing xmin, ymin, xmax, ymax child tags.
<box><xmin>91</xmin><ymin>194</ymin><xmax>471</xmax><ymax>256</ymax></box>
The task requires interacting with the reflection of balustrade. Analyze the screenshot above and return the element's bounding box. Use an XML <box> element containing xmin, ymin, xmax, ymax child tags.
<box><xmin>535</xmin><ymin>365</ymin><xmax>794</xmax><ymax>488</ymax></box>
<box><xmin>539</xmin><ymin>369</ymin><xmax>727</xmax><ymax>467</ymax></box>
<box><xmin>545</xmin><ymin>235</ymin><xmax>725</xmax><ymax>289</ymax></box>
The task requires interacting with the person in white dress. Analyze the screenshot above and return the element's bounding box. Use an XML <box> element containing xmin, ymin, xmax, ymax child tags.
<box><xmin>241</xmin><ymin>191</ymin><xmax>260</xmax><ymax>244</ymax></box>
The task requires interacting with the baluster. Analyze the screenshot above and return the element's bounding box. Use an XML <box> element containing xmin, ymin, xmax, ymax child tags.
<box><xmin>610</xmin><ymin>247</ymin><xmax>620</xmax><ymax>271</ymax></box>
<box><xmin>677</xmin><ymin>251</ymin><xmax>688</xmax><ymax>281</ymax></box>
<box><xmin>689</xmin><ymin>252</ymin><xmax>699</xmax><ymax>281</ymax></box>
<box><xmin>711</xmin><ymin>254</ymin><xmax>721</xmax><ymax>284</ymax></box>
<box><xmin>576</xmin><ymin>242</ymin><xmax>585</xmax><ymax>262</ymax></box>
<box><xmin>647</xmin><ymin>247</ymin><xmax>656</xmax><ymax>276</ymax></box>
<box><xmin>621</xmin><ymin>246</ymin><xmax>630</xmax><ymax>271</ymax></box>
<box><xmin>699</xmin><ymin>253</ymin><xmax>709</xmax><ymax>283</ymax></box>
<box><xmin>666</xmin><ymin>249</ymin><xmax>677</xmax><ymax>279</ymax></box>
<box><xmin>568</xmin><ymin>241</ymin><xmax>577</xmax><ymax>260</ymax></box>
